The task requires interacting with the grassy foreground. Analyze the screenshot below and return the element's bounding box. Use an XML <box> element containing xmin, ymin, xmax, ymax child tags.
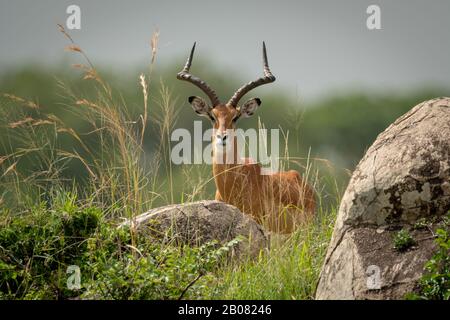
<box><xmin>0</xmin><ymin>192</ymin><xmax>336</xmax><ymax>300</ymax></box>
<box><xmin>205</xmin><ymin>207</ymin><xmax>336</xmax><ymax>299</ymax></box>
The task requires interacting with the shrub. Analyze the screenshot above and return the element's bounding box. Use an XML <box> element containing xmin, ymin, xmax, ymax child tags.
<box><xmin>406</xmin><ymin>214</ymin><xmax>450</xmax><ymax>300</ymax></box>
<box><xmin>393</xmin><ymin>229</ymin><xmax>416</xmax><ymax>252</ymax></box>
<box><xmin>0</xmin><ymin>193</ymin><xmax>233</xmax><ymax>300</ymax></box>
<box><xmin>415</xmin><ymin>227</ymin><xmax>450</xmax><ymax>300</ymax></box>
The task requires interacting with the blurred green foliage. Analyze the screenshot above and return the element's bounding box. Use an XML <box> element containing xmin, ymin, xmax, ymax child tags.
<box><xmin>1</xmin><ymin>63</ymin><xmax>448</xmax><ymax>196</ymax></box>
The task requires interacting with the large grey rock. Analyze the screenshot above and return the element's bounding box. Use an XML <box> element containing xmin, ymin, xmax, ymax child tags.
<box><xmin>316</xmin><ymin>97</ymin><xmax>450</xmax><ymax>300</ymax></box>
<box><xmin>122</xmin><ymin>200</ymin><xmax>268</xmax><ymax>259</ymax></box>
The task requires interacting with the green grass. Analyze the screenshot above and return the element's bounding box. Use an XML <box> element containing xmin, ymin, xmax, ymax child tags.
<box><xmin>393</xmin><ymin>229</ymin><xmax>416</xmax><ymax>252</ymax></box>
<box><xmin>206</xmin><ymin>206</ymin><xmax>336</xmax><ymax>299</ymax></box>
<box><xmin>0</xmin><ymin>189</ymin><xmax>336</xmax><ymax>300</ymax></box>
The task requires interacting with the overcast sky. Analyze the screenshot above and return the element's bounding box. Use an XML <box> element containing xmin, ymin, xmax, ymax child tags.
<box><xmin>1</xmin><ymin>0</ymin><xmax>449</xmax><ymax>101</ymax></box>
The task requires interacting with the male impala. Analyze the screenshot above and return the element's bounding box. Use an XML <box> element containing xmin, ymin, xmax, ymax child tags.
<box><xmin>177</xmin><ymin>42</ymin><xmax>316</xmax><ymax>233</ymax></box>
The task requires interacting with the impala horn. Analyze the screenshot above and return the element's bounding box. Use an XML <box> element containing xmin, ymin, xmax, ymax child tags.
<box><xmin>227</xmin><ymin>42</ymin><xmax>276</xmax><ymax>108</ymax></box>
<box><xmin>177</xmin><ymin>42</ymin><xmax>221</xmax><ymax>106</ymax></box>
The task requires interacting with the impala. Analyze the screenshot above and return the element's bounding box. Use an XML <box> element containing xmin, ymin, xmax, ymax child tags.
<box><xmin>177</xmin><ymin>42</ymin><xmax>316</xmax><ymax>233</ymax></box>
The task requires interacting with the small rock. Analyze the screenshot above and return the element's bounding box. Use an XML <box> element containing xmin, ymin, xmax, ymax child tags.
<box><xmin>121</xmin><ymin>200</ymin><xmax>268</xmax><ymax>259</ymax></box>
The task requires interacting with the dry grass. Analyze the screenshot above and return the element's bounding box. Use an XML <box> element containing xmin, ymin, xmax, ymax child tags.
<box><xmin>0</xmin><ymin>26</ymin><xmax>161</xmax><ymax>216</ymax></box>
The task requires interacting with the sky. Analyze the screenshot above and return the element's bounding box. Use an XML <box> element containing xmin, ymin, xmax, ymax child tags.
<box><xmin>1</xmin><ymin>0</ymin><xmax>450</xmax><ymax>101</ymax></box>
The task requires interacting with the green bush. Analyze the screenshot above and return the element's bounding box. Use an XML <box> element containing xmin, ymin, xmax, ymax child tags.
<box><xmin>0</xmin><ymin>198</ymin><xmax>100</xmax><ymax>299</ymax></box>
<box><xmin>0</xmin><ymin>193</ymin><xmax>233</xmax><ymax>300</ymax></box>
<box><xmin>406</xmin><ymin>214</ymin><xmax>450</xmax><ymax>300</ymax></box>
<box><xmin>414</xmin><ymin>227</ymin><xmax>449</xmax><ymax>300</ymax></box>
<box><xmin>393</xmin><ymin>229</ymin><xmax>416</xmax><ymax>252</ymax></box>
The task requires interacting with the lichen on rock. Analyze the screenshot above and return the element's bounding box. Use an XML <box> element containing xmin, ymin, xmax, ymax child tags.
<box><xmin>316</xmin><ymin>97</ymin><xmax>450</xmax><ymax>300</ymax></box>
<box><xmin>121</xmin><ymin>200</ymin><xmax>268</xmax><ymax>259</ymax></box>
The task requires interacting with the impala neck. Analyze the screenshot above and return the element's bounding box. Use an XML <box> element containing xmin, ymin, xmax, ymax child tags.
<box><xmin>212</xmin><ymin>133</ymin><xmax>241</xmax><ymax>195</ymax></box>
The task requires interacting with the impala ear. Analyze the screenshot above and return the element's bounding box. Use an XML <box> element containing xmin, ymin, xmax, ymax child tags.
<box><xmin>239</xmin><ymin>98</ymin><xmax>261</xmax><ymax>118</ymax></box>
<box><xmin>188</xmin><ymin>96</ymin><xmax>213</xmax><ymax>118</ymax></box>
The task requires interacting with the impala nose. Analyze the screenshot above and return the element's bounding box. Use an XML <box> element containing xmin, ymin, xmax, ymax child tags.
<box><xmin>216</xmin><ymin>133</ymin><xmax>228</xmax><ymax>146</ymax></box>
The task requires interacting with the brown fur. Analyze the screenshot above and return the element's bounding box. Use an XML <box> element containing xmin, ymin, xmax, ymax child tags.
<box><xmin>211</xmin><ymin>105</ymin><xmax>316</xmax><ymax>233</ymax></box>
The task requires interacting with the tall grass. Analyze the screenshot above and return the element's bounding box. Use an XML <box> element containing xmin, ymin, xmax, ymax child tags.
<box><xmin>1</xmin><ymin>26</ymin><xmax>164</xmax><ymax>216</ymax></box>
<box><xmin>206</xmin><ymin>204</ymin><xmax>337</xmax><ymax>299</ymax></box>
<box><xmin>0</xmin><ymin>26</ymin><xmax>340</xmax><ymax>300</ymax></box>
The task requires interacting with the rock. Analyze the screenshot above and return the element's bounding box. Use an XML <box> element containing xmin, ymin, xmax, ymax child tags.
<box><xmin>121</xmin><ymin>200</ymin><xmax>268</xmax><ymax>259</ymax></box>
<box><xmin>316</xmin><ymin>97</ymin><xmax>450</xmax><ymax>300</ymax></box>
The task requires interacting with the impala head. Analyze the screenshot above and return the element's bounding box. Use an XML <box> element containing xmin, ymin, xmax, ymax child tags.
<box><xmin>176</xmin><ymin>42</ymin><xmax>276</xmax><ymax>154</ymax></box>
